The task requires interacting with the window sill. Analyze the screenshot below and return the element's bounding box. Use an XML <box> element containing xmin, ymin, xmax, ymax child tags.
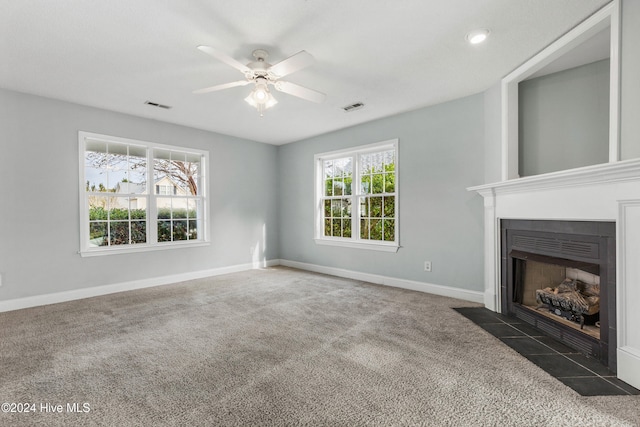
<box><xmin>79</xmin><ymin>240</ymin><xmax>210</xmax><ymax>257</ymax></box>
<box><xmin>314</xmin><ymin>238</ymin><xmax>399</xmax><ymax>253</ymax></box>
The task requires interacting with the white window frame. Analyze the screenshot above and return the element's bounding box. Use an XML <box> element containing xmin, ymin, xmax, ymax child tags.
<box><xmin>314</xmin><ymin>139</ymin><xmax>399</xmax><ymax>252</ymax></box>
<box><xmin>78</xmin><ymin>131</ymin><xmax>209</xmax><ymax>257</ymax></box>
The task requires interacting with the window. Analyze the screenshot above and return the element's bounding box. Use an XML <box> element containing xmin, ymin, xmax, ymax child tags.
<box><xmin>79</xmin><ymin>132</ymin><xmax>208</xmax><ymax>256</ymax></box>
<box><xmin>314</xmin><ymin>139</ymin><xmax>398</xmax><ymax>252</ymax></box>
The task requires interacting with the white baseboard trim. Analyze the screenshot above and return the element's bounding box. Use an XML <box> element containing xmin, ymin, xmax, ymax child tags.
<box><xmin>0</xmin><ymin>259</ymin><xmax>280</xmax><ymax>313</ymax></box>
<box><xmin>0</xmin><ymin>259</ymin><xmax>483</xmax><ymax>313</ymax></box>
<box><xmin>280</xmin><ymin>259</ymin><xmax>485</xmax><ymax>304</ymax></box>
<box><xmin>617</xmin><ymin>347</ymin><xmax>640</xmax><ymax>390</ymax></box>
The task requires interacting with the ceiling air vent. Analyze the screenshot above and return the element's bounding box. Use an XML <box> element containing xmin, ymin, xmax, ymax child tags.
<box><xmin>144</xmin><ymin>101</ymin><xmax>172</xmax><ymax>109</ymax></box>
<box><xmin>343</xmin><ymin>102</ymin><xmax>364</xmax><ymax>112</ymax></box>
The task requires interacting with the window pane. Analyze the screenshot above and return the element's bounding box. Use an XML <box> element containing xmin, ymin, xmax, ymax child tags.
<box><xmin>324</xmin><ymin>160</ymin><xmax>334</xmax><ymax>178</ymax></box>
<box><xmin>331</xmin><ymin>200</ymin><xmax>341</xmax><ymax>217</ymax></box>
<box><xmin>324</xmin><ymin>218</ymin><xmax>331</xmax><ymax>237</ymax></box>
<box><xmin>385</xmin><ymin>151</ymin><xmax>396</xmax><ymax>171</ymax></box>
<box><xmin>184</xmin><ymin>157</ymin><xmax>201</xmax><ymax>196</ymax></box>
<box><xmin>331</xmin><ymin>219</ymin><xmax>341</xmax><ymax>237</ymax></box>
<box><xmin>188</xmin><ymin>220</ymin><xmax>199</xmax><ymax>240</ymax></box>
<box><xmin>383</xmin><ymin>196</ymin><xmax>395</xmax><ymax>218</ymax></box>
<box><xmin>126</xmin><ymin>146</ymin><xmax>147</xmax><ymax>195</ymax></box>
<box><xmin>85</xmin><ymin>140</ymin><xmax>108</xmax><ymax>192</ymax></box>
<box><xmin>324</xmin><ymin>157</ymin><xmax>352</xmax><ymax>198</ymax></box>
<box><xmin>371</xmin><ymin>173</ymin><xmax>384</xmax><ymax>194</ymax></box>
<box><xmin>344</xmin><ymin>176</ymin><xmax>352</xmax><ymax>195</ymax></box>
<box><xmin>173</xmin><ymin>220</ymin><xmax>188</xmax><ymax>241</ymax></box>
<box><xmin>109</xmin><ymin>221</ymin><xmax>130</xmax><ymax>245</ymax></box>
<box><xmin>383</xmin><ymin>219</ymin><xmax>395</xmax><ymax>241</ymax></box>
<box><xmin>333</xmin><ymin>179</ymin><xmax>344</xmax><ymax>196</ymax></box>
<box><xmin>157</xmin><ymin>198</ymin><xmax>172</xmax><ymax>217</ymax></box>
<box><xmin>158</xmin><ymin>220</ymin><xmax>171</xmax><ymax>242</ymax></box>
<box><xmin>130</xmin><ymin>205</ymin><xmax>146</xmax><ymax>220</ymax></box>
<box><xmin>371</xmin><ymin>219</ymin><xmax>383</xmax><ymax>240</ymax></box>
<box><xmin>89</xmin><ymin>195</ymin><xmax>110</xmax><ymax>217</ymax></box>
<box><xmin>360</xmin><ymin>219</ymin><xmax>369</xmax><ymax>239</ymax></box>
<box><xmin>361</xmin><ymin>175</ymin><xmax>371</xmax><ymax>194</ymax></box>
<box><xmin>89</xmin><ymin>222</ymin><xmax>108</xmax><ymax>247</ymax></box>
<box><xmin>131</xmin><ymin>221</ymin><xmax>146</xmax><ymax>244</ymax></box>
<box><xmin>360</xmin><ymin>197</ymin><xmax>368</xmax><ymax>217</ymax></box>
<box><xmin>343</xmin><ymin>219</ymin><xmax>352</xmax><ymax>238</ymax></box>
<box><xmin>107</xmin><ymin>144</ymin><xmax>128</xmax><ymax>191</ymax></box>
<box><xmin>324</xmin><ymin>179</ymin><xmax>333</xmax><ymax>197</ymax></box>
<box><xmin>187</xmin><ymin>199</ymin><xmax>200</xmax><ymax>219</ymax></box>
<box><xmin>109</xmin><ymin>207</ymin><xmax>129</xmax><ymax>221</ymax></box>
<box><xmin>154</xmin><ymin>150</ymin><xmax>200</xmax><ymax>197</ymax></box>
<box><xmin>384</xmin><ymin>173</ymin><xmax>395</xmax><ymax>193</ymax></box>
<box><xmin>370</xmin><ymin>197</ymin><xmax>383</xmax><ymax>218</ymax></box>
<box><xmin>173</xmin><ymin>205</ymin><xmax>187</xmax><ymax>219</ymax></box>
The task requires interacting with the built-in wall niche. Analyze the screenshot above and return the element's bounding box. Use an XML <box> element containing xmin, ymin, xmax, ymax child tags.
<box><xmin>502</xmin><ymin>0</ymin><xmax>620</xmax><ymax>180</ymax></box>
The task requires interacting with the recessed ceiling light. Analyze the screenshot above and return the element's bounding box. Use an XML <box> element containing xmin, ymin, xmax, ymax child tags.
<box><xmin>466</xmin><ymin>29</ymin><xmax>490</xmax><ymax>45</ymax></box>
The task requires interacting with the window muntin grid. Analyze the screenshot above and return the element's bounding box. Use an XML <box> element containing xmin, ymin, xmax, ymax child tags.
<box><xmin>316</xmin><ymin>141</ymin><xmax>397</xmax><ymax>248</ymax></box>
<box><xmin>80</xmin><ymin>132</ymin><xmax>208</xmax><ymax>255</ymax></box>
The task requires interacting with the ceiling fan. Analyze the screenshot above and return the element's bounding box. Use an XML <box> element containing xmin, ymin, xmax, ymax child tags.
<box><xmin>193</xmin><ymin>46</ymin><xmax>326</xmax><ymax>116</ymax></box>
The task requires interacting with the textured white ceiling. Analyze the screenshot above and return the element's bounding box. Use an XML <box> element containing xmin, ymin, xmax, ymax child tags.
<box><xmin>0</xmin><ymin>0</ymin><xmax>609</xmax><ymax>145</ymax></box>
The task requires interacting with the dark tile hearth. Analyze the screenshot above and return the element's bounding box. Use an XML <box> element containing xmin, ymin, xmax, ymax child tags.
<box><xmin>454</xmin><ymin>307</ymin><xmax>640</xmax><ymax>396</ymax></box>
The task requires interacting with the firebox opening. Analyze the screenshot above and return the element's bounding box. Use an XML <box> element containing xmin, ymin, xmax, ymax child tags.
<box><xmin>511</xmin><ymin>252</ymin><xmax>601</xmax><ymax>340</ymax></box>
<box><xmin>501</xmin><ymin>219</ymin><xmax>615</xmax><ymax>370</ymax></box>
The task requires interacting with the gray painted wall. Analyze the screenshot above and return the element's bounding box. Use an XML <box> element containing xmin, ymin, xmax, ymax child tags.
<box><xmin>483</xmin><ymin>82</ymin><xmax>503</xmax><ymax>184</ymax></box>
<box><xmin>621</xmin><ymin>0</ymin><xmax>640</xmax><ymax>160</ymax></box>
<box><xmin>278</xmin><ymin>94</ymin><xmax>485</xmax><ymax>292</ymax></box>
<box><xmin>3</xmin><ymin>0</ymin><xmax>639</xmax><ymax>305</ymax></box>
<box><xmin>518</xmin><ymin>59</ymin><xmax>610</xmax><ymax>177</ymax></box>
<box><xmin>0</xmin><ymin>89</ymin><xmax>279</xmax><ymax>300</ymax></box>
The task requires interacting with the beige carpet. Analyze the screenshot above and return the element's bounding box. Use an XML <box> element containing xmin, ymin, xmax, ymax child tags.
<box><xmin>1</xmin><ymin>267</ymin><xmax>639</xmax><ymax>426</ymax></box>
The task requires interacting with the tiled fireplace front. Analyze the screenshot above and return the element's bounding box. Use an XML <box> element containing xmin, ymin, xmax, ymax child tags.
<box><xmin>500</xmin><ymin>219</ymin><xmax>616</xmax><ymax>370</ymax></box>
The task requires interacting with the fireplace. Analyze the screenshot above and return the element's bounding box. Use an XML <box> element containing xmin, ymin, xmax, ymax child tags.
<box><xmin>501</xmin><ymin>219</ymin><xmax>616</xmax><ymax>371</ymax></box>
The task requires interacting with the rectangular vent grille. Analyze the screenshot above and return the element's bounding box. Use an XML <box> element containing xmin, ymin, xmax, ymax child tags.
<box><xmin>145</xmin><ymin>101</ymin><xmax>172</xmax><ymax>109</ymax></box>
<box><xmin>512</xmin><ymin>235</ymin><xmax>598</xmax><ymax>259</ymax></box>
<box><xmin>515</xmin><ymin>310</ymin><xmax>536</xmax><ymax>325</ymax></box>
<box><xmin>536</xmin><ymin>320</ymin><xmax>561</xmax><ymax>339</ymax></box>
<box><xmin>563</xmin><ymin>334</ymin><xmax>595</xmax><ymax>356</ymax></box>
<box><xmin>343</xmin><ymin>102</ymin><xmax>364</xmax><ymax>112</ymax></box>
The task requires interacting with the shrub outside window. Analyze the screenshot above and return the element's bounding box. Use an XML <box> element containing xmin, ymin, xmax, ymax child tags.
<box><xmin>315</xmin><ymin>140</ymin><xmax>398</xmax><ymax>252</ymax></box>
<box><xmin>79</xmin><ymin>132</ymin><xmax>208</xmax><ymax>256</ymax></box>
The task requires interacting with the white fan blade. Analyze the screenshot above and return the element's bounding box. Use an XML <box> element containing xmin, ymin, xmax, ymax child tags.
<box><xmin>274</xmin><ymin>81</ymin><xmax>326</xmax><ymax>103</ymax></box>
<box><xmin>197</xmin><ymin>45</ymin><xmax>251</xmax><ymax>74</ymax></box>
<box><xmin>269</xmin><ymin>50</ymin><xmax>315</xmax><ymax>78</ymax></box>
<box><xmin>193</xmin><ymin>80</ymin><xmax>250</xmax><ymax>94</ymax></box>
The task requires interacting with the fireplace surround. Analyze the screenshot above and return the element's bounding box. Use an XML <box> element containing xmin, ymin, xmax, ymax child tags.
<box><xmin>500</xmin><ymin>219</ymin><xmax>616</xmax><ymax>370</ymax></box>
<box><xmin>468</xmin><ymin>158</ymin><xmax>640</xmax><ymax>389</ymax></box>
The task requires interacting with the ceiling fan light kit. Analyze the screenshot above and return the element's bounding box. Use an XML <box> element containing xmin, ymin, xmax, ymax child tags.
<box><xmin>244</xmin><ymin>77</ymin><xmax>278</xmax><ymax>117</ymax></box>
<box><xmin>194</xmin><ymin>45</ymin><xmax>326</xmax><ymax>116</ymax></box>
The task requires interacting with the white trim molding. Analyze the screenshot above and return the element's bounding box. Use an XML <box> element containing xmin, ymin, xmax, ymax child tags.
<box><xmin>501</xmin><ymin>0</ymin><xmax>620</xmax><ymax>180</ymax></box>
<box><xmin>617</xmin><ymin>200</ymin><xmax>640</xmax><ymax>388</ymax></box>
<box><xmin>468</xmin><ymin>157</ymin><xmax>640</xmax><ymax>196</ymax></box>
<box><xmin>0</xmin><ymin>258</ymin><xmax>485</xmax><ymax>313</ymax></box>
<box><xmin>0</xmin><ymin>260</ymin><xmax>280</xmax><ymax>313</ymax></box>
<box><xmin>280</xmin><ymin>259</ymin><xmax>484</xmax><ymax>304</ymax></box>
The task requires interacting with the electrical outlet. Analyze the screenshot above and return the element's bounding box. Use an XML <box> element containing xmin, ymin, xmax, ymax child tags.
<box><xmin>424</xmin><ymin>261</ymin><xmax>432</xmax><ymax>272</ymax></box>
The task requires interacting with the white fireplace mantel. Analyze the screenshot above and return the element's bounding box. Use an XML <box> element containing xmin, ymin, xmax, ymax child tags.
<box><xmin>468</xmin><ymin>159</ymin><xmax>640</xmax><ymax>389</ymax></box>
